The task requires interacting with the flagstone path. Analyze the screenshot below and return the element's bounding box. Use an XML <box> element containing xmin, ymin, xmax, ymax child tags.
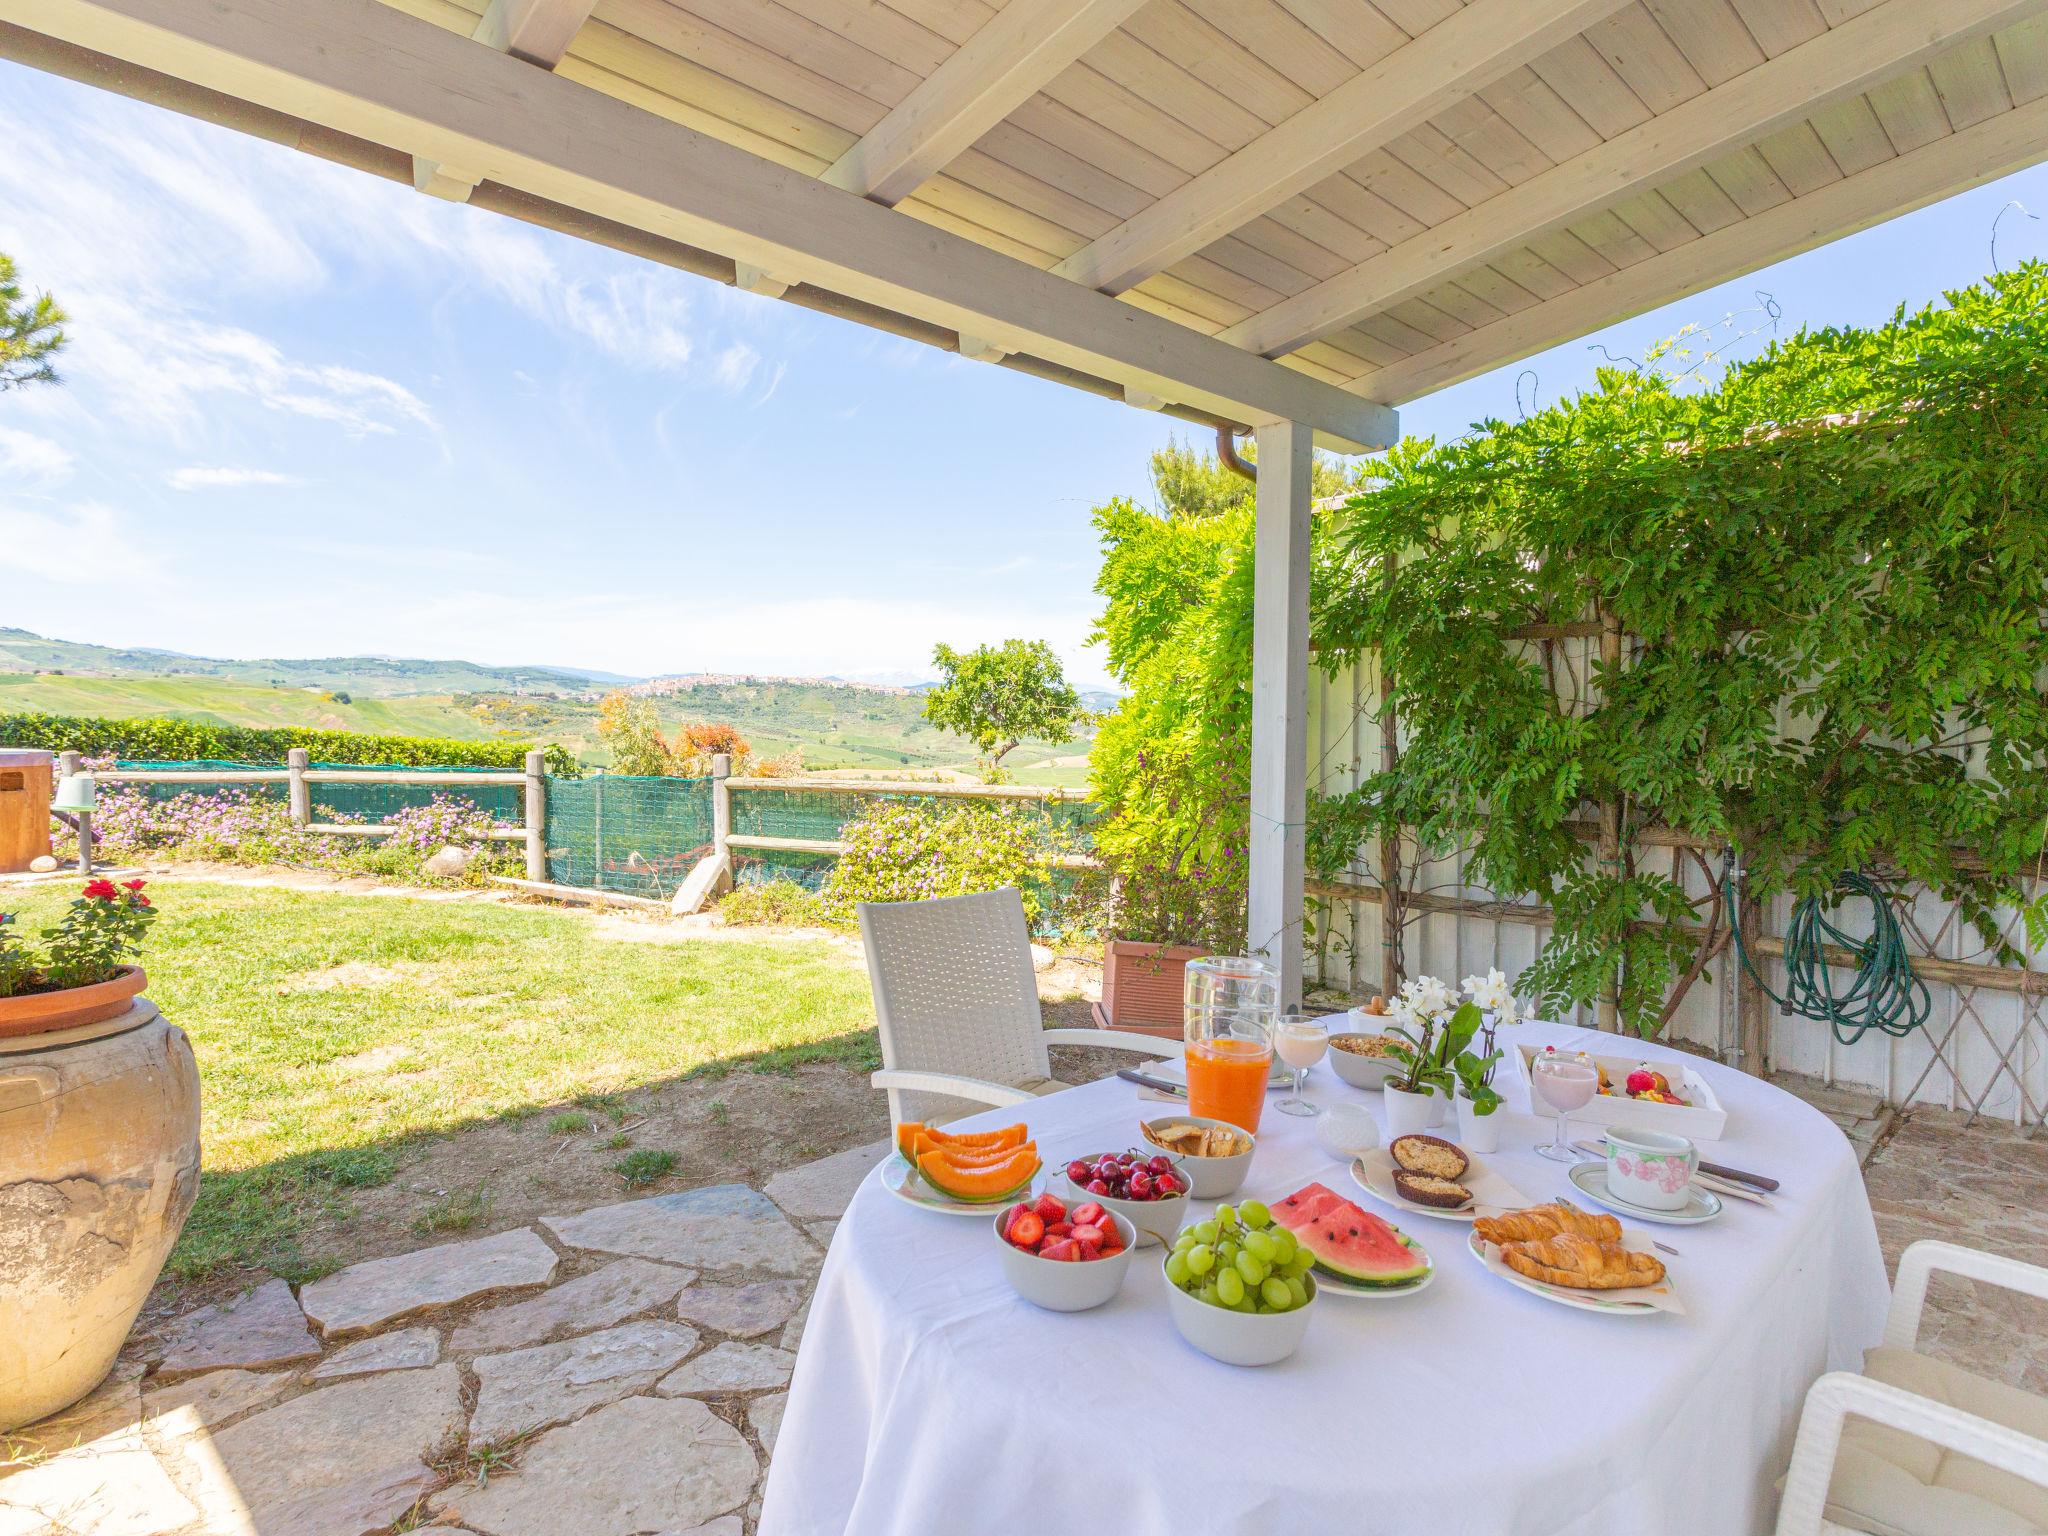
<box><xmin>3</xmin><ymin>1094</ymin><xmax>2043</xmax><ymax>1535</ymax></box>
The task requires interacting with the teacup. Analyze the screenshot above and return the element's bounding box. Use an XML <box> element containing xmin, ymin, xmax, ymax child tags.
<box><xmin>1606</xmin><ymin>1127</ymin><xmax>1697</xmax><ymax>1211</ymax></box>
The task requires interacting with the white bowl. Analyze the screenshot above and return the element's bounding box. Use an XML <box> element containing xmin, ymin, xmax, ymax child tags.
<box><xmin>1327</xmin><ymin>1032</ymin><xmax>1403</xmax><ymax>1090</ymax></box>
<box><xmin>1056</xmin><ymin>1160</ymin><xmax>1189</xmax><ymax>1247</ymax></box>
<box><xmin>1161</xmin><ymin>1259</ymin><xmax>1317</xmax><ymax>1366</ymax></box>
<box><xmin>993</xmin><ymin>1208</ymin><xmax>1136</xmax><ymax>1312</ymax></box>
<box><xmin>1138</xmin><ymin>1115</ymin><xmax>1255</xmax><ymax>1199</ymax></box>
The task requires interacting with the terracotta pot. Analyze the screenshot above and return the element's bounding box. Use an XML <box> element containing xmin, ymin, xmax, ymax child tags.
<box><xmin>0</xmin><ymin>967</ymin><xmax>149</xmax><ymax>1040</ymax></box>
<box><xmin>0</xmin><ymin>1001</ymin><xmax>200</xmax><ymax>1431</ymax></box>
<box><xmin>1096</xmin><ymin>940</ymin><xmax>1205</xmax><ymax>1039</ymax></box>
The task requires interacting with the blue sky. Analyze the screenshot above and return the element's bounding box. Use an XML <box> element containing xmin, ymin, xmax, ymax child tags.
<box><xmin>1</xmin><ymin>60</ymin><xmax>2043</xmax><ymax>691</ymax></box>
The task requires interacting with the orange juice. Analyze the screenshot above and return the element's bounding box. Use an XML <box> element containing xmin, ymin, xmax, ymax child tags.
<box><xmin>1185</xmin><ymin>1037</ymin><xmax>1272</xmax><ymax>1135</ymax></box>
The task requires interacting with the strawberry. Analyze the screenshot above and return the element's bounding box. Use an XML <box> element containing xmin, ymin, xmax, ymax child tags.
<box><xmin>1008</xmin><ymin>1210</ymin><xmax>1045</xmax><ymax>1249</ymax></box>
<box><xmin>1070</xmin><ymin>1222</ymin><xmax>1106</xmax><ymax>1247</ymax></box>
<box><xmin>1098</xmin><ymin>1240</ymin><xmax>1124</xmax><ymax>1258</ymax></box>
<box><xmin>1032</xmin><ymin>1193</ymin><xmax>1068</xmax><ymax>1224</ymax></box>
<box><xmin>1043</xmin><ymin>1221</ymin><xmax>1074</xmax><ymax>1240</ymax></box>
<box><xmin>1040</xmin><ymin>1237</ymin><xmax>1081</xmax><ymax>1262</ymax></box>
<box><xmin>1003</xmin><ymin>1201</ymin><xmax>1034</xmax><ymax>1235</ymax></box>
<box><xmin>1069</xmin><ymin>1202</ymin><xmax>1107</xmax><ymax>1228</ymax></box>
<box><xmin>1076</xmin><ymin>1239</ymin><xmax>1102</xmax><ymax>1262</ymax></box>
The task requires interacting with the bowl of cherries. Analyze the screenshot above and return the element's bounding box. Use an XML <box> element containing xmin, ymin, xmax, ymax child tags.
<box><xmin>1055</xmin><ymin>1148</ymin><xmax>1189</xmax><ymax>1247</ymax></box>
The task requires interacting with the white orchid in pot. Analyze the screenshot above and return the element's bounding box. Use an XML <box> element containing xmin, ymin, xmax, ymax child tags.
<box><xmin>1382</xmin><ymin>970</ymin><xmax>1521</xmax><ymax>1146</ymax></box>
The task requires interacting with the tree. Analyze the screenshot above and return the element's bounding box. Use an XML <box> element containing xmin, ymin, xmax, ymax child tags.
<box><xmin>924</xmin><ymin>639</ymin><xmax>1082</xmax><ymax>780</ymax></box>
<box><xmin>0</xmin><ymin>253</ymin><xmax>67</xmax><ymax>392</ymax></box>
<box><xmin>1148</xmin><ymin>435</ymin><xmax>1357</xmax><ymax>521</ymax></box>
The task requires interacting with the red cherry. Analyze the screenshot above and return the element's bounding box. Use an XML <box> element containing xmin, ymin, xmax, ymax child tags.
<box><xmin>1128</xmin><ymin>1172</ymin><xmax>1154</xmax><ymax>1200</ymax></box>
<box><xmin>1147</xmin><ymin>1155</ymin><xmax>1173</xmax><ymax>1176</ymax></box>
<box><xmin>1154</xmin><ymin>1171</ymin><xmax>1182</xmax><ymax>1196</ymax></box>
<box><xmin>1066</xmin><ymin>1159</ymin><xmax>1092</xmax><ymax>1183</ymax></box>
<box><xmin>1086</xmin><ymin>1178</ymin><xmax>1111</xmax><ymax>1196</ymax></box>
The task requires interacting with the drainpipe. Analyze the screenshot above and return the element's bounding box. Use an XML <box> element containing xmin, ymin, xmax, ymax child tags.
<box><xmin>1217</xmin><ymin>425</ymin><xmax>1256</xmax><ymax>481</ymax></box>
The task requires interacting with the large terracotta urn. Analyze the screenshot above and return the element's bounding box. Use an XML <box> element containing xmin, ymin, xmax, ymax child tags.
<box><xmin>0</xmin><ymin>1000</ymin><xmax>200</xmax><ymax>1431</ymax></box>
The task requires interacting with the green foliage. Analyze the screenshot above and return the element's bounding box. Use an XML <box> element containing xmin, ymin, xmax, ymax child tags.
<box><xmin>924</xmin><ymin>639</ymin><xmax>1082</xmax><ymax>778</ymax></box>
<box><xmin>1319</xmin><ymin>263</ymin><xmax>2048</xmax><ymax>1033</ymax></box>
<box><xmin>0</xmin><ymin>253</ymin><xmax>66</xmax><ymax>391</ymax></box>
<box><xmin>821</xmin><ymin>798</ymin><xmax>1075</xmax><ymax>926</ymax></box>
<box><xmin>0</xmin><ymin>878</ymin><xmax>157</xmax><ymax>997</ymax></box>
<box><xmin>718</xmin><ymin>878</ymin><xmax>833</xmax><ymax>928</ymax></box>
<box><xmin>612</xmin><ymin>1148</ymin><xmax>676</xmax><ymax>1187</ymax></box>
<box><xmin>0</xmin><ymin>710</ymin><xmax>573</xmax><ymax>772</ymax></box>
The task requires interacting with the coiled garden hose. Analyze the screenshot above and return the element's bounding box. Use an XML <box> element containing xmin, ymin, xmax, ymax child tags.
<box><xmin>1722</xmin><ymin>857</ymin><xmax>1933</xmax><ymax>1046</ymax></box>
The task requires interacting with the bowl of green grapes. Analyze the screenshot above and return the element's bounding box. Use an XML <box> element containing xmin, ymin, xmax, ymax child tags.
<box><xmin>1161</xmin><ymin>1199</ymin><xmax>1318</xmax><ymax>1366</ymax></box>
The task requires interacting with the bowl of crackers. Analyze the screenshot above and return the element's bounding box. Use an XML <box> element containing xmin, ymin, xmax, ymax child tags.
<box><xmin>1139</xmin><ymin>1115</ymin><xmax>1255</xmax><ymax>1199</ymax></box>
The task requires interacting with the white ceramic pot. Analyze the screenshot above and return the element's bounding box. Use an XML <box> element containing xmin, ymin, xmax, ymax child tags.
<box><xmin>1454</xmin><ymin>1091</ymin><xmax>1501</xmax><ymax>1154</ymax></box>
<box><xmin>1162</xmin><ymin>1262</ymin><xmax>1316</xmax><ymax>1367</ymax></box>
<box><xmin>1383</xmin><ymin>1084</ymin><xmax>1437</xmax><ymax>1138</ymax></box>
<box><xmin>994</xmin><ymin>1209</ymin><xmax>1136</xmax><ymax>1312</ymax></box>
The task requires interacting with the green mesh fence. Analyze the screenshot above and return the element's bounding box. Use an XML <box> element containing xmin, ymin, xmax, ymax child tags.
<box><xmin>543</xmin><ymin>774</ymin><xmax>714</xmax><ymax>900</ymax></box>
<box><xmin>729</xmin><ymin>786</ymin><xmax>1096</xmax><ymax>891</ymax></box>
<box><xmin>108</xmin><ymin>760</ymin><xmax>523</xmax><ymax>823</ymax></box>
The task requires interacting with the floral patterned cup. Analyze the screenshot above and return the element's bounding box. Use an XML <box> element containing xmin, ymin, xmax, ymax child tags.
<box><xmin>1606</xmin><ymin>1127</ymin><xmax>1698</xmax><ymax>1211</ymax></box>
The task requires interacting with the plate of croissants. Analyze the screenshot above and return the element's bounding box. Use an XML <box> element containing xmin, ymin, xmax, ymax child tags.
<box><xmin>1467</xmin><ymin>1202</ymin><xmax>1682</xmax><ymax>1315</ymax></box>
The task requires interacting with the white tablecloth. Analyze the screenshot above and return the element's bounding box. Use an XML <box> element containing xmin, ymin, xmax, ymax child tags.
<box><xmin>760</xmin><ymin>1021</ymin><xmax>1887</xmax><ymax>1536</ymax></box>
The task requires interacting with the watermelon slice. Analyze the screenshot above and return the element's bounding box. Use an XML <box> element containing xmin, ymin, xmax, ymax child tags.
<box><xmin>1276</xmin><ymin>1182</ymin><xmax>1430</xmax><ymax>1287</ymax></box>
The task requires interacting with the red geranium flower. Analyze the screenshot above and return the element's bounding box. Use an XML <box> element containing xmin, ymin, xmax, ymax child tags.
<box><xmin>82</xmin><ymin>878</ymin><xmax>119</xmax><ymax>901</ymax></box>
<box><xmin>123</xmin><ymin>878</ymin><xmax>146</xmax><ymax>891</ymax></box>
<box><xmin>135</xmin><ymin>896</ymin><xmax>151</xmax><ymax>907</ymax></box>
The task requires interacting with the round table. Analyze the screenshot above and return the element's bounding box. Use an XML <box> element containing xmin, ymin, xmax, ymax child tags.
<box><xmin>760</xmin><ymin>1020</ymin><xmax>1887</xmax><ymax>1536</ymax></box>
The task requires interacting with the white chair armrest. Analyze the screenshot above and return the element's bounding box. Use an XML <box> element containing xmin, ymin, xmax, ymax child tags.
<box><xmin>1885</xmin><ymin>1240</ymin><xmax>2048</xmax><ymax>1350</ymax></box>
<box><xmin>870</xmin><ymin>1069</ymin><xmax>1036</xmax><ymax>1110</ymax></box>
<box><xmin>1776</xmin><ymin>1370</ymin><xmax>2048</xmax><ymax>1535</ymax></box>
<box><xmin>1041</xmin><ymin>1028</ymin><xmax>1181</xmax><ymax>1060</ymax></box>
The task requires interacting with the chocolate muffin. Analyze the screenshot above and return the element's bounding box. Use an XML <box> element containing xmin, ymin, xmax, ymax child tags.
<box><xmin>1389</xmin><ymin>1133</ymin><xmax>1470</xmax><ymax>1181</ymax></box>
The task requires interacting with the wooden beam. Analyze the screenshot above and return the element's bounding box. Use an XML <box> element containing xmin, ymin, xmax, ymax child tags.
<box><xmin>7</xmin><ymin>0</ymin><xmax>1397</xmax><ymax>449</ymax></box>
<box><xmin>1356</xmin><ymin>87</ymin><xmax>2048</xmax><ymax>404</ymax></box>
<box><xmin>822</xmin><ymin>0</ymin><xmax>1145</xmax><ymax>207</ymax></box>
<box><xmin>474</xmin><ymin>0</ymin><xmax>596</xmax><ymax>68</ymax></box>
<box><xmin>1223</xmin><ymin>0</ymin><xmax>2048</xmax><ymax>357</ymax></box>
<box><xmin>1050</xmin><ymin>0</ymin><xmax>1632</xmax><ymax>296</ymax></box>
<box><xmin>1248</xmin><ymin>419</ymin><xmax>1313</xmax><ymax>1008</ymax></box>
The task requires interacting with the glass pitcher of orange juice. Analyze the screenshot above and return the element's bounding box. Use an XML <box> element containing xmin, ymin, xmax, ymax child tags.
<box><xmin>1183</xmin><ymin>956</ymin><xmax>1278</xmax><ymax>1135</ymax></box>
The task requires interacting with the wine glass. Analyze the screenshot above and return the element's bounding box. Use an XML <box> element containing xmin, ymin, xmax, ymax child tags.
<box><xmin>1531</xmin><ymin>1055</ymin><xmax>1598</xmax><ymax>1162</ymax></box>
<box><xmin>1272</xmin><ymin>1014</ymin><xmax>1327</xmax><ymax>1118</ymax></box>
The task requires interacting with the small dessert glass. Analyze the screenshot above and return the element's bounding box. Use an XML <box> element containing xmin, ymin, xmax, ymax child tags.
<box><xmin>1272</xmin><ymin>1014</ymin><xmax>1328</xmax><ymax>1118</ymax></box>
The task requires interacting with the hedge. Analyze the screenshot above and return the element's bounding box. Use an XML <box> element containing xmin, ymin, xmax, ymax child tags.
<box><xmin>0</xmin><ymin>712</ymin><xmax>575</xmax><ymax>772</ymax></box>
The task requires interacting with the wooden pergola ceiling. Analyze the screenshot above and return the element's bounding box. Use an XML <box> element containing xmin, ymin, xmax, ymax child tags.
<box><xmin>6</xmin><ymin>0</ymin><xmax>2048</xmax><ymax>436</ymax></box>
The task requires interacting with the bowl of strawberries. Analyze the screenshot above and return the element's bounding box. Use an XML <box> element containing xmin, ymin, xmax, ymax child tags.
<box><xmin>995</xmin><ymin>1192</ymin><xmax>1137</xmax><ymax>1312</ymax></box>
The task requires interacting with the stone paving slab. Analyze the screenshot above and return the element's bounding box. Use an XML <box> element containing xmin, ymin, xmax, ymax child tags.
<box><xmin>657</xmin><ymin>1341</ymin><xmax>795</xmax><ymax>1397</ymax></box>
<box><xmin>450</xmin><ymin>1257</ymin><xmax>694</xmax><ymax>1356</ymax></box>
<box><xmin>310</xmin><ymin>1325</ymin><xmax>439</xmax><ymax>1380</ymax></box>
<box><xmin>542</xmin><ymin>1184</ymin><xmax>814</xmax><ymax>1276</ymax></box>
<box><xmin>176</xmin><ymin>1364</ymin><xmax>465</xmax><ymax>1536</ymax></box>
<box><xmin>0</xmin><ymin>1429</ymin><xmax>196</xmax><ymax>1536</ymax></box>
<box><xmin>142</xmin><ymin>1366</ymin><xmax>296</xmax><ymax>1434</ymax></box>
<box><xmin>763</xmin><ymin>1139</ymin><xmax>889</xmax><ymax>1223</ymax></box>
<box><xmin>750</xmin><ymin>1391</ymin><xmax>789</xmax><ymax>1457</ymax></box>
<box><xmin>433</xmin><ymin>1395</ymin><xmax>757</xmax><ymax>1536</ymax></box>
<box><xmin>674</xmin><ymin>1278</ymin><xmax>806</xmax><ymax>1339</ymax></box>
<box><xmin>154</xmin><ymin>1277</ymin><xmax>320</xmax><ymax>1380</ymax></box>
<box><xmin>300</xmin><ymin>1227</ymin><xmax>558</xmax><ymax>1337</ymax></box>
<box><xmin>470</xmin><ymin>1320</ymin><xmax>698</xmax><ymax>1447</ymax></box>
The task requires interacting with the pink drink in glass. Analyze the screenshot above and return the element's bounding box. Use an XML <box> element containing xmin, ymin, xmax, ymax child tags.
<box><xmin>1532</xmin><ymin>1056</ymin><xmax>1598</xmax><ymax>1162</ymax></box>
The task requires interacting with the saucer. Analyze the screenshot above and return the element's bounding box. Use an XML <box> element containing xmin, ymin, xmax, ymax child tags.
<box><xmin>1567</xmin><ymin>1160</ymin><xmax>1723</xmax><ymax>1225</ymax></box>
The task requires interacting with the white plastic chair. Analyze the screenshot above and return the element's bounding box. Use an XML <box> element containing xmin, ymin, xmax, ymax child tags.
<box><xmin>858</xmin><ymin>887</ymin><xmax>1180</xmax><ymax>1128</ymax></box>
<box><xmin>1776</xmin><ymin>1240</ymin><xmax>2048</xmax><ymax>1535</ymax></box>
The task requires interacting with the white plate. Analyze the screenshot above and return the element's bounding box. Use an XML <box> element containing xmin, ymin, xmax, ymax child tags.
<box><xmin>1465</xmin><ymin>1225</ymin><xmax>1683</xmax><ymax>1316</ymax></box>
<box><xmin>1567</xmin><ymin>1161</ymin><xmax>1723</xmax><ymax>1225</ymax></box>
<box><xmin>1311</xmin><ymin>1227</ymin><xmax>1435</xmax><ymax>1300</ymax></box>
<box><xmin>1351</xmin><ymin>1148</ymin><xmax>1536</xmax><ymax>1223</ymax></box>
<box><xmin>879</xmin><ymin>1151</ymin><xmax>1040</xmax><ymax>1216</ymax></box>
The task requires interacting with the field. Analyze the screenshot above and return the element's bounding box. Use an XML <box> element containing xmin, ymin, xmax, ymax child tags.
<box><xmin>0</xmin><ymin>880</ymin><xmax>879</xmax><ymax>1290</ymax></box>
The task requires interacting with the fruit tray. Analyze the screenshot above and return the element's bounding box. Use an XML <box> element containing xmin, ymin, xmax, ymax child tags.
<box><xmin>1509</xmin><ymin>1043</ymin><xmax>1729</xmax><ymax>1142</ymax></box>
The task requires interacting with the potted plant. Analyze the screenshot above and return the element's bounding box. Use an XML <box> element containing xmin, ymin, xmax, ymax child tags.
<box><xmin>0</xmin><ymin>879</ymin><xmax>199</xmax><ymax>1432</ymax></box>
<box><xmin>1451</xmin><ymin>968</ymin><xmax>1518</xmax><ymax>1152</ymax></box>
<box><xmin>0</xmin><ymin>876</ymin><xmax>155</xmax><ymax>1035</ymax></box>
<box><xmin>1383</xmin><ymin>976</ymin><xmax>1460</xmax><ymax>1136</ymax></box>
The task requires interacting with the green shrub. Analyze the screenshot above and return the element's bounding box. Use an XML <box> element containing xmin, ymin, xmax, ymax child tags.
<box><xmin>718</xmin><ymin>879</ymin><xmax>832</xmax><ymax>928</ymax></box>
<box><xmin>0</xmin><ymin>710</ymin><xmax>577</xmax><ymax>774</ymax></box>
<box><xmin>821</xmin><ymin>798</ymin><xmax>1075</xmax><ymax>926</ymax></box>
<box><xmin>612</xmin><ymin>1149</ymin><xmax>676</xmax><ymax>1187</ymax></box>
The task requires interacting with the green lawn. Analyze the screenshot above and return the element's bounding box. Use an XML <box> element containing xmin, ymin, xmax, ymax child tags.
<box><xmin>0</xmin><ymin>882</ymin><xmax>876</xmax><ymax>1281</ymax></box>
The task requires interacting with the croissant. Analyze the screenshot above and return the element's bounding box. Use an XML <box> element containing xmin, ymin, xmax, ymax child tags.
<box><xmin>1500</xmin><ymin>1233</ymin><xmax>1666</xmax><ymax>1290</ymax></box>
<box><xmin>1472</xmin><ymin>1203</ymin><xmax>1621</xmax><ymax>1246</ymax></box>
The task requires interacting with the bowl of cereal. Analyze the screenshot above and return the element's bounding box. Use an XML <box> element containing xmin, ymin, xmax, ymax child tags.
<box><xmin>1327</xmin><ymin>1027</ymin><xmax>1405</xmax><ymax>1090</ymax></box>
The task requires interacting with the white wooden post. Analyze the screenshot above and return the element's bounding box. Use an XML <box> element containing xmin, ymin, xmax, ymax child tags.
<box><xmin>1248</xmin><ymin>418</ymin><xmax>1313</xmax><ymax>1009</ymax></box>
<box><xmin>287</xmin><ymin>747</ymin><xmax>310</xmax><ymax>826</ymax></box>
<box><xmin>523</xmin><ymin>749</ymin><xmax>547</xmax><ymax>882</ymax></box>
<box><xmin>670</xmin><ymin>753</ymin><xmax>734</xmax><ymax>915</ymax></box>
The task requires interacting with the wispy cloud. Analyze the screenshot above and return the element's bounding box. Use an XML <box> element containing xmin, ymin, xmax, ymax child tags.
<box><xmin>165</xmin><ymin>465</ymin><xmax>300</xmax><ymax>491</ymax></box>
<box><xmin>0</xmin><ymin>501</ymin><xmax>148</xmax><ymax>583</ymax></box>
<box><xmin>0</xmin><ymin>427</ymin><xmax>75</xmax><ymax>488</ymax></box>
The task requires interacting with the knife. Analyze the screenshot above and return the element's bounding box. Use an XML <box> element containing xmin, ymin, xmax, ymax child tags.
<box><xmin>1117</xmin><ymin>1067</ymin><xmax>1187</xmax><ymax>1097</ymax></box>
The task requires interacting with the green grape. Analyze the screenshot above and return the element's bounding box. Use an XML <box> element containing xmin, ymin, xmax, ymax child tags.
<box><xmin>1284</xmin><ymin>1275</ymin><xmax>1309</xmax><ymax>1309</ymax></box>
<box><xmin>1215</xmin><ymin>1268</ymin><xmax>1246</xmax><ymax>1307</ymax></box>
<box><xmin>1234</xmin><ymin>1250</ymin><xmax>1269</xmax><ymax>1286</ymax></box>
<box><xmin>1240</xmin><ymin>1200</ymin><xmax>1271</xmax><ymax>1229</ymax></box>
<box><xmin>1260</xmin><ymin>1276</ymin><xmax>1292</xmax><ymax>1310</ymax></box>
<box><xmin>1165</xmin><ymin>1252</ymin><xmax>1191</xmax><ymax>1286</ymax></box>
<box><xmin>1269</xmin><ymin>1228</ymin><xmax>1298</xmax><ymax>1264</ymax></box>
<box><xmin>1285</xmin><ymin>1250</ymin><xmax>1316</xmax><ymax>1278</ymax></box>
<box><xmin>1173</xmin><ymin>1229</ymin><xmax>1199</xmax><ymax>1252</ymax></box>
<box><xmin>1244</xmin><ymin>1230</ymin><xmax>1277</xmax><ymax>1263</ymax></box>
<box><xmin>1185</xmin><ymin>1243</ymin><xmax>1216</xmax><ymax>1276</ymax></box>
<box><xmin>1214</xmin><ymin>1204</ymin><xmax>1237</xmax><ymax>1229</ymax></box>
<box><xmin>1217</xmin><ymin>1239</ymin><xmax>1240</xmax><ymax>1266</ymax></box>
<box><xmin>1197</xmin><ymin>1281</ymin><xmax>1219</xmax><ymax>1306</ymax></box>
<box><xmin>1193</xmin><ymin>1220</ymin><xmax>1221</xmax><ymax>1246</ymax></box>
<box><xmin>1234</xmin><ymin>1294</ymin><xmax>1259</xmax><ymax>1314</ymax></box>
